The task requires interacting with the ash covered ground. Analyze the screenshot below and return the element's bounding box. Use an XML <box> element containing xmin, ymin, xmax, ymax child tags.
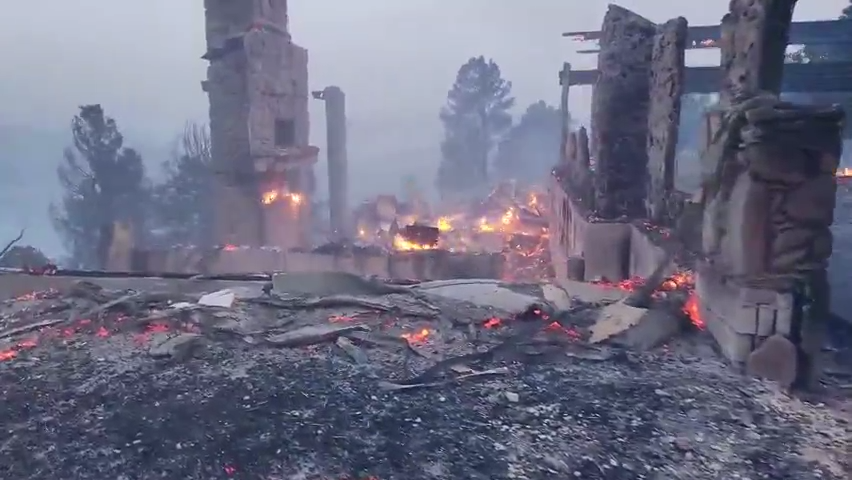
<box><xmin>0</xmin><ymin>277</ymin><xmax>848</xmax><ymax>480</ymax></box>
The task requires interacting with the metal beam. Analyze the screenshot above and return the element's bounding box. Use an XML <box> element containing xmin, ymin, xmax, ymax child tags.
<box><xmin>566</xmin><ymin>62</ymin><xmax>852</xmax><ymax>93</ymax></box>
<box><xmin>563</xmin><ymin>19</ymin><xmax>852</xmax><ymax>47</ymax></box>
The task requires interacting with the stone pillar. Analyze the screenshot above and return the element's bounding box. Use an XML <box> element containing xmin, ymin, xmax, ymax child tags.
<box><xmin>699</xmin><ymin>97</ymin><xmax>845</xmax><ymax>387</ymax></box>
<box><xmin>559</xmin><ymin>63</ymin><xmax>572</xmax><ymax>159</ymax></box>
<box><xmin>646</xmin><ymin>17</ymin><xmax>687</xmax><ymax>224</ymax></box>
<box><xmin>718</xmin><ymin>0</ymin><xmax>797</xmax><ymax>103</ymax></box>
<box><xmin>314</xmin><ymin>86</ymin><xmax>349</xmax><ymax>241</ymax></box>
<box><xmin>590</xmin><ymin>5</ymin><xmax>657</xmax><ymax>219</ymax></box>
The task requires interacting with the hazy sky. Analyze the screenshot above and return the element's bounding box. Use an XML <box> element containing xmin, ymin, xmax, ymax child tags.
<box><xmin>0</xmin><ymin>0</ymin><xmax>847</xmax><ymax>255</ymax></box>
<box><xmin>1</xmin><ymin>0</ymin><xmax>845</xmax><ymax>137</ymax></box>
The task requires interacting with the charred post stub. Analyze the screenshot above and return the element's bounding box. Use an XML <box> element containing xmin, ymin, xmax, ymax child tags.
<box><xmin>646</xmin><ymin>17</ymin><xmax>688</xmax><ymax>224</ymax></box>
<box><xmin>591</xmin><ymin>5</ymin><xmax>656</xmax><ymax>219</ymax></box>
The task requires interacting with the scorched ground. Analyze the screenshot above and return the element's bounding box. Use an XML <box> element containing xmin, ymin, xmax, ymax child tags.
<box><xmin>0</xmin><ymin>277</ymin><xmax>848</xmax><ymax>480</ymax></box>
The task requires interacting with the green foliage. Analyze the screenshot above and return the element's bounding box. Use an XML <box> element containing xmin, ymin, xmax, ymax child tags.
<box><xmin>50</xmin><ymin>105</ymin><xmax>151</xmax><ymax>268</ymax></box>
<box><xmin>437</xmin><ymin>56</ymin><xmax>514</xmax><ymax>196</ymax></box>
<box><xmin>493</xmin><ymin>101</ymin><xmax>561</xmax><ymax>183</ymax></box>
<box><xmin>150</xmin><ymin>122</ymin><xmax>215</xmax><ymax>247</ymax></box>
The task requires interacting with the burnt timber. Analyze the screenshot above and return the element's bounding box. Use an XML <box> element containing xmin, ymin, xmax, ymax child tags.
<box><xmin>564</xmin><ymin>19</ymin><xmax>852</xmax><ymax>46</ymax></box>
<box><xmin>568</xmin><ymin>61</ymin><xmax>852</xmax><ymax>93</ymax></box>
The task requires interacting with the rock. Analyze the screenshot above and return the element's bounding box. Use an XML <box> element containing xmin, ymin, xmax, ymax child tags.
<box><xmin>589</xmin><ymin>301</ymin><xmax>682</xmax><ymax>350</ymax></box>
<box><xmin>335</xmin><ymin>336</ymin><xmax>369</xmax><ymax>364</ymax></box>
<box><xmin>198</xmin><ymin>289</ymin><xmax>235</xmax><ymax>308</ymax></box>
<box><xmin>504</xmin><ymin>391</ymin><xmax>520</xmax><ymax>403</ymax></box>
<box><xmin>148</xmin><ymin>333</ymin><xmax>203</xmax><ymax>359</ymax></box>
<box><xmin>746</xmin><ymin>334</ymin><xmax>798</xmax><ymax>388</ymax></box>
<box><xmin>541</xmin><ymin>283</ymin><xmax>573</xmax><ymax>310</ymax></box>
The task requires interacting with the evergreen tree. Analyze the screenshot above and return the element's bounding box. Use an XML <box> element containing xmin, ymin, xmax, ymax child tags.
<box><xmin>151</xmin><ymin>122</ymin><xmax>215</xmax><ymax>247</ymax></box>
<box><xmin>436</xmin><ymin>56</ymin><xmax>514</xmax><ymax>197</ymax></box>
<box><xmin>493</xmin><ymin>101</ymin><xmax>561</xmax><ymax>183</ymax></box>
<box><xmin>50</xmin><ymin>105</ymin><xmax>150</xmax><ymax>268</ymax></box>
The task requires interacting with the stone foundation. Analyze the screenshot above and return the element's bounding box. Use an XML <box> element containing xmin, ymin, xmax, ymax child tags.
<box><xmin>695</xmin><ymin>264</ymin><xmax>794</xmax><ymax>364</ymax></box>
<box><xmin>549</xmin><ymin>177</ymin><xmax>631</xmax><ymax>281</ymax></box>
<box><xmin>549</xmin><ymin>175</ymin><xmax>676</xmax><ymax>282</ymax></box>
<box><xmin>125</xmin><ymin>247</ymin><xmax>504</xmax><ymax>281</ymax></box>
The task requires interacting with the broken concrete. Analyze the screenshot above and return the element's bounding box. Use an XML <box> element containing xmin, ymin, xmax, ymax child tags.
<box><xmin>589</xmin><ymin>302</ymin><xmax>682</xmax><ymax>350</ymax></box>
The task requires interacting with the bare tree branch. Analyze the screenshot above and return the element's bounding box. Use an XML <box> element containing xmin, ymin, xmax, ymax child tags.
<box><xmin>0</xmin><ymin>228</ymin><xmax>25</xmax><ymax>260</ymax></box>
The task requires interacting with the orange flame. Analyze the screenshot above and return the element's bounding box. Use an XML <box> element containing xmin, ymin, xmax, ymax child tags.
<box><xmin>401</xmin><ymin>328</ymin><xmax>431</xmax><ymax>344</ymax></box>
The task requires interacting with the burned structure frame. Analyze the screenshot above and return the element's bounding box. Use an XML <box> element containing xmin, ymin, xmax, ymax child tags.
<box><xmin>549</xmin><ymin>2</ymin><xmax>847</xmax><ymax>388</ymax></box>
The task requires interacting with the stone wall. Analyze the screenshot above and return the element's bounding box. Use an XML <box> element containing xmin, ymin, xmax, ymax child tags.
<box><xmin>645</xmin><ymin>17</ymin><xmax>688</xmax><ymax>223</ymax></box>
<box><xmin>125</xmin><ymin>247</ymin><xmax>504</xmax><ymax>281</ymax></box>
<box><xmin>548</xmin><ymin>175</ymin><xmax>632</xmax><ymax>282</ymax></box>
<box><xmin>591</xmin><ymin>5</ymin><xmax>656</xmax><ymax>219</ymax></box>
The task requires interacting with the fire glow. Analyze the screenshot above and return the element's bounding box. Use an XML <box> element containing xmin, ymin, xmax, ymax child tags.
<box><xmin>0</xmin><ymin>304</ymin><xmax>194</xmax><ymax>363</ymax></box>
<box><xmin>261</xmin><ymin>189</ymin><xmax>302</xmax><ymax>206</ymax></box>
<box><xmin>356</xmin><ymin>184</ymin><xmax>551</xmax><ymax>281</ymax></box>
<box><xmin>593</xmin><ymin>271</ymin><xmax>705</xmax><ymax>330</ymax></box>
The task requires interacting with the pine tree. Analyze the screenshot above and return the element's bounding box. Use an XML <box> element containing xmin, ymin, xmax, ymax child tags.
<box><xmin>151</xmin><ymin>122</ymin><xmax>215</xmax><ymax>247</ymax></box>
<box><xmin>493</xmin><ymin>101</ymin><xmax>561</xmax><ymax>183</ymax></box>
<box><xmin>436</xmin><ymin>56</ymin><xmax>514</xmax><ymax>197</ymax></box>
<box><xmin>51</xmin><ymin>105</ymin><xmax>150</xmax><ymax>268</ymax></box>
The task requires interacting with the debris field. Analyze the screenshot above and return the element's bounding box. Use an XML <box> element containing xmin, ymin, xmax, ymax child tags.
<box><xmin>0</xmin><ymin>272</ymin><xmax>849</xmax><ymax>480</ymax></box>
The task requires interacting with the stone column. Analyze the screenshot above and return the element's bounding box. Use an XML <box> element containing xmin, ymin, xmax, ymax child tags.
<box><xmin>590</xmin><ymin>5</ymin><xmax>656</xmax><ymax>219</ymax></box>
<box><xmin>718</xmin><ymin>0</ymin><xmax>797</xmax><ymax>103</ymax></box>
<box><xmin>314</xmin><ymin>86</ymin><xmax>349</xmax><ymax>241</ymax></box>
<box><xmin>699</xmin><ymin>97</ymin><xmax>845</xmax><ymax>388</ymax></box>
<box><xmin>646</xmin><ymin>17</ymin><xmax>687</xmax><ymax>224</ymax></box>
<box><xmin>559</xmin><ymin>62</ymin><xmax>572</xmax><ymax>161</ymax></box>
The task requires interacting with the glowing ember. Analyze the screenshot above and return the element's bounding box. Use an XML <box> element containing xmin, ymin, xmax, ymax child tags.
<box><xmin>483</xmin><ymin>317</ymin><xmax>502</xmax><ymax>328</ymax></box>
<box><xmin>477</xmin><ymin>217</ymin><xmax>496</xmax><ymax>233</ymax></box>
<box><xmin>261</xmin><ymin>189</ymin><xmax>302</xmax><ymax>206</ymax></box>
<box><xmin>682</xmin><ymin>293</ymin><xmax>703</xmax><ymax>329</ymax></box>
<box><xmin>436</xmin><ymin>217</ymin><xmax>453</xmax><ymax>232</ymax></box>
<box><xmin>393</xmin><ymin>234</ymin><xmax>436</xmax><ymax>251</ymax></box>
<box><xmin>401</xmin><ymin>328</ymin><xmax>430</xmax><ymax>344</ymax></box>
<box><xmin>0</xmin><ymin>337</ymin><xmax>38</xmax><ymax>360</ymax></box>
<box><xmin>593</xmin><ymin>271</ymin><xmax>704</xmax><ymax>329</ymax></box>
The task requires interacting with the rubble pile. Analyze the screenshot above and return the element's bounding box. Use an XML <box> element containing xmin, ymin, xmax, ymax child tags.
<box><xmin>353</xmin><ymin>183</ymin><xmax>552</xmax><ymax>281</ymax></box>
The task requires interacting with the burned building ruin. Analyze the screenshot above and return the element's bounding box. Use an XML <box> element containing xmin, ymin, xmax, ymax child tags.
<box><xmin>550</xmin><ymin>1</ymin><xmax>849</xmax><ymax>387</ymax></box>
